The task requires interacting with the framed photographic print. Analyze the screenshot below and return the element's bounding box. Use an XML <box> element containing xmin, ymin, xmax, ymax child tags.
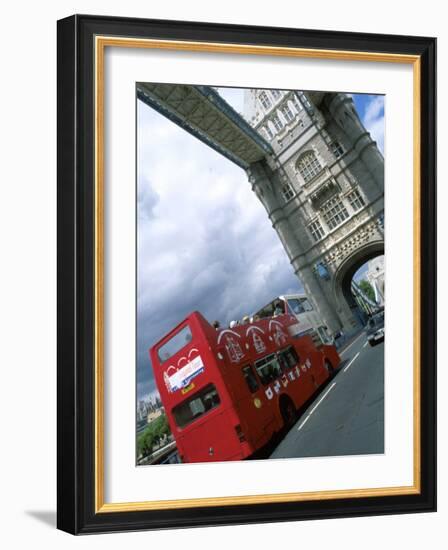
<box><xmin>57</xmin><ymin>14</ymin><xmax>436</xmax><ymax>534</ymax></box>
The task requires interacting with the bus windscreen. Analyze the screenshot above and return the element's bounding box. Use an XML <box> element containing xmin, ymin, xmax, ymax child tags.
<box><xmin>287</xmin><ymin>297</ymin><xmax>313</xmax><ymax>314</ymax></box>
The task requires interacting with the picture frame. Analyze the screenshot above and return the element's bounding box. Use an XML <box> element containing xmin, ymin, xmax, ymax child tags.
<box><xmin>57</xmin><ymin>14</ymin><xmax>436</xmax><ymax>534</ymax></box>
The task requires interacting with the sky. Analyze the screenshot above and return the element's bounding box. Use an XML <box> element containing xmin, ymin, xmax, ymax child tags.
<box><xmin>137</xmin><ymin>88</ymin><xmax>384</xmax><ymax>403</ymax></box>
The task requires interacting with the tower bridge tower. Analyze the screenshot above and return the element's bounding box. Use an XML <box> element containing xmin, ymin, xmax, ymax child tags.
<box><xmin>137</xmin><ymin>82</ymin><xmax>384</xmax><ymax>334</ymax></box>
<box><xmin>244</xmin><ymin>89</ymin><xmax>384</xmax><ymax>333</ymax></box>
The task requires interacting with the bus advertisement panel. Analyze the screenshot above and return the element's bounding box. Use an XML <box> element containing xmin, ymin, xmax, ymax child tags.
<box><xmin>150</xmin><ymin>311</ymin><xmax>340</xmax><ymax>464</ymax></box>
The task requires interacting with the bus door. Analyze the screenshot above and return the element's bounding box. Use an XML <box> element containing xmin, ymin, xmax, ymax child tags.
<box><xmin>279</xmin><ymin>341</ymin><xmax>320</xmax><ymax>406</ymax></box>
<box><xmin>236</xmin><ymin>364</ymin><xmax>278</xmax><ymax>449</ymax></box>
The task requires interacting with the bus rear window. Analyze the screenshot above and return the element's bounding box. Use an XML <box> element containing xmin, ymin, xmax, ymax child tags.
<box><xmin>157</xmin><ymin>325</ymin><xmax>192</xmax><ymax>363</ymax></box>
<box><xmin>172</xmin><ymin>384</ymin><xmax>220</xmax><ymax>428</ymax></box>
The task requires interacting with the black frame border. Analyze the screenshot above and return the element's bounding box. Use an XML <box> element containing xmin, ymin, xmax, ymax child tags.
<box><xmin>57</xmin><ymin>14</ymin><xmax>436</xmax><ymax>534</ymax></box>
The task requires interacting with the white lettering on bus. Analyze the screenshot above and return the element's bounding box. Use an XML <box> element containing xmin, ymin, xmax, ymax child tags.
<box><xmin>265</xmin><ymin>387</ymin><xmax>274</xmax><ymax>400</ymax></box>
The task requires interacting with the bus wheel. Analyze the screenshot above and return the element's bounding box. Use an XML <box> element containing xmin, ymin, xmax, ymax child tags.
<box><xmin>324</xmin><ymin>359</ymin><xmax>334</xmax><ymax>377</ymax></box>
<box><xmin>280</xmin><ymin>396</ymin><xmax>297</xmax><ymax>429</ymax></box>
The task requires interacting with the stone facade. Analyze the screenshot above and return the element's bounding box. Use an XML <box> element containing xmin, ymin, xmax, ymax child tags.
<box><xmin>244</xmin><ymin>89</ymin><xmax>384</xmax><ymax>333</ymax></box>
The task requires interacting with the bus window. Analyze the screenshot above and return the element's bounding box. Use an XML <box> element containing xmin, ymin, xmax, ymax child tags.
<box><xmin>256</xmin><ymin>303</ymin><xmax>275</xmax><ymax>319</ymax></box>
<box><xmin>172</xmin><ymin>384</ymin><xmax>220</xmax><ymax>428</ymax></box>
<box><xmin>242</xmin><ymin>365</ymin><xmax>259</xmax><ymax>393</ymax></box>
<box><xmin>301</xmin><ymin>298</ymin><xmax>313</xmax><ymax>312</ymax></box>
<box><xmin>287</xmin><ymin>298</ymin><xmax>304</xmax><ymax>314</ymax></box>
<box><xmin>158</xmin><ymin>325</ymin><xmax>192</xmax><ymax>363</ymax></box>
<box><xmin>277</xmin><ymin>351</ymin><xmax>289</xmax><ymax>372</ymax></box>
<box><xmin>278</xmin><ymin>346</ymin><xmax>300</xmax><ymax>369</ymax></box>
<box><xmin>287</xmin><ymin>297</ymin><xmax>313</xmax><ymax>315</ymax></box>
<box><xmin>254</xmin><ymin>354</ymin><xmax>283</xmax><ymax>385</ymax></box>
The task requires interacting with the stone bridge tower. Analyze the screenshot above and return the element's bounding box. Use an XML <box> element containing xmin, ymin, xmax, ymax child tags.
<box><xmin>244</xmin><ymin>89</ymin><xmax>384</xmax><ymax>334</ymax></box>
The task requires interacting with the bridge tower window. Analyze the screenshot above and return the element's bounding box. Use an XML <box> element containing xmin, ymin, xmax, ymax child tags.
<box><xmin>347</xmin><ymin>188</ymin><xmax>366</xmax><ymax>211</ymax></box>
<box><xmin>297</xmin><ymin>151</ymin><xmax>322</xmax><ymax>183</ymax></box>
<box><xmin>321</xmin><ymin>197</ymin><xmax>350</xmax><ymax>230</ymax></box>
<box><xmin>263</xmin><ymin>125</ymin><xmax>274</xmax><ymax>140</ymax></box>
<box><xmin>259</xmin><ymin>91</ymin><xmax>272</xmax><ymax>110</ymax></box>
<box><xmin>330</xmin><ymin>140</ymin><xmax>344</xmax><ymax>159</ymax></box>
<box><xmin>282</xmin><ymin>104</ymin><xmax>295</xmax><ymax>123</ymax></box>
<box><xmin>308</xmin><ymin>219</ymin><xmax>326</xmax><ymax>242</ymax></box>
<box><xmin>272</xmin><ymin>113</ymin><xmax>284</xmax><ymax>132</ymax></box>
<box><xmin>280</xmin><ymin>181</ymin><xmax>295</xmax><ymax>202</ymax></box>
<box><xmin>292</xmin><ymin>94</ymin><xmax>302</xmax><ymax>112</ymax></box>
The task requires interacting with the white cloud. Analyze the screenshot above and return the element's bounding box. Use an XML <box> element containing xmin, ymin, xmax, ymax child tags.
<box><xmin>137</xmin><ymin>98</ymin><xmax>300</xmax><ymax>399</ymax></box>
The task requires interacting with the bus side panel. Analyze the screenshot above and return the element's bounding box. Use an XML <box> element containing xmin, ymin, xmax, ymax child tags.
<box><xmin>321</xmin><ymin>344</ymin><xmax>341</xmax><ymax>370</ymax></box>
<box><xmin>219</xmin><ymin>338</ymin><xmax>304</xmax><ymax>449</ymax></box>
<box><xmin>288</xmin><ymin>339</ymin><xmax>321</xmax><ymax>408</ymax></box>
<box><xmin>235</xmin><ymin>394</ymin><xmax>281</xmax><ymax>451</ymax></box>
<box><xmin>218</xmin><ymin>355</ymin><xmax>280</xmax><ymax>453</ymax></box>
<box><xmin>309</xmin><ymin>349</ymin><xmax>331</xmax><ymax>386</ymax></box>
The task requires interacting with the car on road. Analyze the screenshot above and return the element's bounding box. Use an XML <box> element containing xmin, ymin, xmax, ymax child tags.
<box><xmin>366</xmin><ymin>311</ymin><xmax>385</xmax><ymax>346</ymax></box>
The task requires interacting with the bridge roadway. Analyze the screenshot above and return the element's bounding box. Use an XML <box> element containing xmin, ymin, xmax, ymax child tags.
<box><xmin>270</xmin><ymin>332</ymin><xmax>384</xmax><ymax>459</ymax></box>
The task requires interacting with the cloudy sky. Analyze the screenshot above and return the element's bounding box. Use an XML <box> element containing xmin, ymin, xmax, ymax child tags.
<box><xmin>137</xmin><ymin>88</ymin><xmax>384</xmax><ymax>403</ymax></box>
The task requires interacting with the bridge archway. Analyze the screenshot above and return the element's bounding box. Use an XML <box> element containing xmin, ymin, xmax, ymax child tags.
<box><xmin>332</xmin><ymin>241</ymin><xmax>384</xmax><ymax>331</ymax></box>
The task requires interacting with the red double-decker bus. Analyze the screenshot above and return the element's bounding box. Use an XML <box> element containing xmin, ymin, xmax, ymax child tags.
<box><xmin>149</xmin><ymin>311</ymin><xmax>340</xmax><ymax>464</ymax></box>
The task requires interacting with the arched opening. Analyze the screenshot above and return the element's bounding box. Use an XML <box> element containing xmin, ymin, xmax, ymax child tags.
<box><xmin>333</xmin><ymin>242</ymin><xmax>384</xmax><ymax>331</ymax></box>
<box><xmin>349</xmin><ymin>254</ymin><xmax>384</xmax><ymax>325</ymax></box>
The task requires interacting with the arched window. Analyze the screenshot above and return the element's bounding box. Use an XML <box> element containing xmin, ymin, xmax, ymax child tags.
<box><xmin>262</xmin><ymin>125</ymin><xmax>273</xmax><ymax>140</ymax></box>
<box><xmin>281</xmin><ymin>104</ymin><xmax>295</xmax><ymax>123</ymax></box>
<box><xmin>259</xmin><ymin>91</ymin><xmax>272</xmax><ymax>110</ymax></box>
<box><xmin>296</xmin><ymin>151</ymin><xmax>322</xmax><ymax>183</ymax></box>
<box><xmin>271</xmin><ymin>113</ymin><xmax>284</xmax><ymax>132</ymax></box>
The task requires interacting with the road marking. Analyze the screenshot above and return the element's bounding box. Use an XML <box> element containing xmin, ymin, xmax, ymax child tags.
<box><xmin>298</xmin><ymin>382</ymin><xmax>337</xmax><ymax>431</ymax></box>
<box><xmin>343</xmin><ymin>351</ymin><xmax>360</xmax><ymax>373</ymax></box>
<box><xmin>309</xmin><ymin>382</ymin><xmax>337</xmax><ymax>415</ymax></box>
<box><xmin>340</xmin><ymin>332</ymin><xmax>364</xmax><ymax>356</ymax></box>
<box><xmin>297</xmin><ymin>414</ymin><xmax>311</xmax><ymax>431</ymax></box>
<box><xmin>363</xmin><ymin>341</ymin><xmax>368</xmax><ymax>348</ymax></box>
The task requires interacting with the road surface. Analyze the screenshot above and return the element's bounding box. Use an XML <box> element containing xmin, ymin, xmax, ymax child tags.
<box><xmin>270</xmin><ymin>332</ymin><xmax>384</xmax><ymax>459</ymax></box>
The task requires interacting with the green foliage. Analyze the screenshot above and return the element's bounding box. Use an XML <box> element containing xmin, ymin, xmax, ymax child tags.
<box><xmin>358</xmin><ymin>279</ymin><xmax>376</xmax><ymax>302</ymax></box>
<box><xmin>137</xmin><ymin>413</ymin><xmax>171</xmax><ymax>457</ymax></box>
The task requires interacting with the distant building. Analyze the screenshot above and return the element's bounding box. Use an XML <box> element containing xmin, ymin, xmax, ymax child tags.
<box><xmin>137</xmin><ymin>400</ymin><xmax>148</xmax><ymax>423</ymax></box>
<box><xmin>147</xmin><ymin>409</ymin><xmax>163</xmax><ymax>423</ymax></box>
<box><xmin>365</xmin><ymin>255</ymin><xmax>385</xmax><ymax>306</ymax></box>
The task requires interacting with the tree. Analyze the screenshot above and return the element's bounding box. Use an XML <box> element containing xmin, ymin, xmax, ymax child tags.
<box><xmin>138</xmin><ymin>429</ymin><xmax>154</xmax><ymax>457</ymax></box>
<box><xmin>137</xmin><ymin>413</ymin><xmax>171</xmax><ymax>458</ymax></box>
<box><xmin>358</xmin><ymin>279</ymin><xmax>376</xmax><ymax>302</ymax></box>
